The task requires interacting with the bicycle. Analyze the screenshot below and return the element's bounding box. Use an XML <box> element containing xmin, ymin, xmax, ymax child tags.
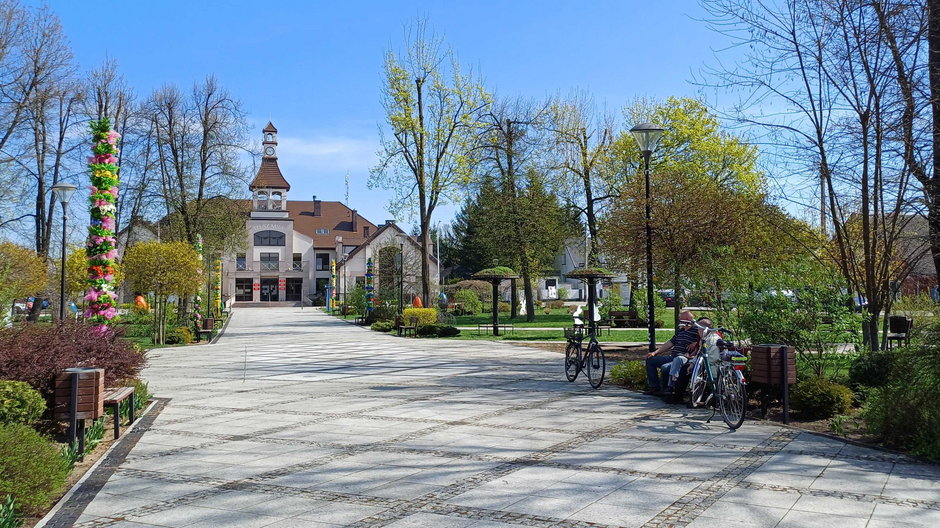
<box><xmin>685</xmin><ymin>321</ymin><xmax>748</xmax><ymax>430</ymax></box>
<box><xmin>564</xmin><ymin>326</ymin><xmax>605</xmax><ymax>388</ymax></box>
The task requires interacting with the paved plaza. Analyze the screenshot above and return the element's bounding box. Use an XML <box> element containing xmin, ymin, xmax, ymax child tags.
<box><xmin>56</xmin><ymin>308</ymin><xmax>940</xmax><ymax>528</ymax></box>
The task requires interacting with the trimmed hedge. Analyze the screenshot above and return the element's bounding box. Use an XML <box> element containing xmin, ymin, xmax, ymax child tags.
<box><xmin>402</xmin><ymin>307</ymin><xmax>437</xmax><ymax>326</ymax></box>
<box><xmin>0</xmin><ymin>424</ymin><xmax>69</xmax><ymax>513</ymax></box>
<box><xmin>609</xmin><ymin>361</ymin><xmax>647</xmax><ymax>390</ymax></box>
<box><xmin>371</xmin><ymin>321</ymin><xmax>394</xmax><ymax>332</ymax></box>
<box><xmin>0</xmin><ymin>381</ymin><xmax>45</xmax><ymax>426</ymax></box>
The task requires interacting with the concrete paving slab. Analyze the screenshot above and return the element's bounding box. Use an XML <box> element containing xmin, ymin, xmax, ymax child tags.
<box><xmin>50</xmin><ymin>307</ymin><xmax>939</xmax><ymax>528</ymax></box>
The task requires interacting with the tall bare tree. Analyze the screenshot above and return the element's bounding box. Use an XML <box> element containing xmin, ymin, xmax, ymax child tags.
<box><xmin>549</xmin><ymin>92</ymin><xmax>617</xmax><ymax>268</ymax></box>
<box><xmin>371</xmin><ymin>20</ymin><xmax>489</xmax><ymax>306</ymax></box>
<box><xmin>702</xmin><ymin>0</ymin><xmax>928</xmax><ymax>348</ymax></box>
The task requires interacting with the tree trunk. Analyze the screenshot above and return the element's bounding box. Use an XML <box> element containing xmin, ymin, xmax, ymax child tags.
<box><xmin>929</xmin><ymin>0</ymin><xmax>940</xmax><ymax>282</ymax></box>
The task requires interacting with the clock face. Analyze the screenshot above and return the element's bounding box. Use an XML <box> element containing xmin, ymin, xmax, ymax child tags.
<box><xmin>264</xmin><ymin>146</ymin><xmax>275</xmax><ymax>156</ymax></box>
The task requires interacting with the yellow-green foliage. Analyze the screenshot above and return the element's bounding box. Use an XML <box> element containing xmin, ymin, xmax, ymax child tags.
<box><xmin>403</xmin><ymin>307</ymin><xmax>437</xmax><ymax>326</ymax></box>
<box><xmin>791</xmin><ymin>378</ymin><xmax>853</xmax><ymax>420</ymax></box>
<box><xmin>0</xmin><ymin>242</ymin><xmax>47</xmax><ymax>310</ymax></box>
<box><xmin>122</xmin><ymin>241</ymin><xmax>202</xmax><ymax>297</ymax></box>
<box><xmin>0</xmin><ymin>381</ymin><xmax>45</xmax><ymax>426</ymax></box>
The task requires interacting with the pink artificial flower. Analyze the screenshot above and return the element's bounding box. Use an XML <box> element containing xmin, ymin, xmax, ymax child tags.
<box><xmin>101</xmin><ymin>217</ymin><xmax>115</xmax><ymax>230</ymax></box>
<box><xmin>106</xmin><ymin>130</ymin><xmax>121</xmax><ymax>144</ymax></box>
<box><xmin>105</xmin><ymin>249</ymin><xmax>118</xmax><ymax>259</ymax></box>
<box><xmin>83</xmin><ymin>308</ymin><xmax>95</xmax><ymax>318</ymax></box>
<box><xmin>104</xmin><ymin>274</ymin><xmax>114</xmax><ymax>281</ymax></box>
<box><xmin>103</xmin><ymin>307</ymin><xmax>118</xmax><ymax>320</ymax></box>
<box><xmin>85</xmin><ymin>289</ymin><xmax>100</xmax><ymax>302</ymax></box>
<box><xmin>88</xmin><ymin>185</ymin><xmax>98</xmax><ymax>192</ymax></box>
<box><xmin>87</xmin><ymin>156</ymin><xmax>97</xmax><ymax>164</ymax></box>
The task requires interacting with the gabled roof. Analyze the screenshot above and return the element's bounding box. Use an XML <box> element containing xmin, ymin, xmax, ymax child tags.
<box><xmin>341</xmin><ymin>221</ymin><xmax>438</xmax><ymax>265</ymax></box>
<box><xmin>263</xmin><ymin>121</ymin><xmax>278</xmax><ymax>133</ymax></box>
<box><xmin>249</xmin><ymin>157</ymin><xmax>290</xmax><ymax>191</ymax></box>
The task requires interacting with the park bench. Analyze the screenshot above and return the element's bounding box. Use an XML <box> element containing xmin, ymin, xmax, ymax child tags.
<box><xmin>886</xmin><ymin>315</ymin><xmax>913</xmax><ymax>349</ymax></box>
<box><xmin>477</xmin><ymin>322</ymin><xmax>514</xmax><ymax>335</ymax></box>
<box><xmin>397</xmin><ymin>316</ymin><xmax>418</xmax><ymax>337</ymax></box>
<box><xmin>607</xmin><ymin>310</ymin><xmax>640</xmax><ymax>328</ymax></box>
<box><xmin>196</xmin><ymin>318</ymin><xmax>215</xmax><ymax>342</ymax></box>
<box><xmin>102</xmin><ymin>387</ymin><xmax>136</xmax><ymax>439</ymax></box>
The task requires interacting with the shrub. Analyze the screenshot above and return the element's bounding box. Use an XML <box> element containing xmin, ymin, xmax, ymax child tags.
<box><xmin>849</xmin><ymin>350</ymin><xmax>890</xmax><ymax>389</ymax></box>
<box><xmin>176</xmin><ymin>327</ymin><xmax>193</xmax><ymax>344</ymax></box>
<box><xmin>371</xmin><ymin>321</ymin><xmax>394</xmax><ymax>332</ymax></box>
<box><xmin>369</xmin><ymin>305</ymin><xmax>397</xmax><ymax>323</ymax></box>
<box><xmin>609</xmin><ymin>361</ymin><xmax>647</xmax><ymax>390</ymax></box>
<box><xmin>790</xmin><ymin>378</ymin><xmax>853</xmax><ymax>420</ymax></box>
<box><xmin>0</xmin><ymin>382</ymin><xmax>44</xmax><ymax>426</ymax></box>
<box><xmin>453</xmin><ymin>289</ymin><xmax>482</xmax><ymax>315</ymax></box>
<box><xmin>599</xmin><ymin>292</ymin><xmax>623</xmax><ymax>319</ymax></box>
<box><xmin>498</xmin><ymin>302</ymin><xmax>511</xmax><ymax>313</ymax></box>
<box><xmin>546</xmin><ymin>300</ymin><xmax>565</xmax><ymax>310</ymax></box>
<box><xmin>861</xmin><ymin>329</ymin><xmax>940</xmax><ymax>460</ymax></box>
<box><xmin>0</xmin><ymin>323</ymin><xmax>146</xmax><ymax>403</ymax></box>
<box><xmin>437</xmin><ymin>325</ymin><xmax>460</xmax><ymax>337</ymax></box>
<box><xmin>0</xmin><ymin>424</ymin><xmax>69</xmax><ymax>513</ymax></box>
<box><xmin>557</xmin><ymin>287</ymin><xmax>570</xmax><ymax>300</ymax></box>
<box><xmin>403</xmin><ymin>307</ymin><xmax>437</xmax><ymax>326</ymax></box>
<box><xmin>417</xmin><ymin>324</ymin><xmax>439</xmax><ymax>337</ymax></box>
<box><xmin>122</xmin><ymin>378</ymin><xmax>151</xmax><ymax>413</ymax></box>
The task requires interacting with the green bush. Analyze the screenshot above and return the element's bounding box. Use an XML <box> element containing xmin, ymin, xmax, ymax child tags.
<box><xmin>546</xmin><ymin>300</ymin><xmax>565</xmax><ymax>310</ymax></box>
<box><xmin>631</xmin><ymin>288</ymin><xmax>665</xmax><ymax>324</ymax></box>
<box><xmin>861</xmin><ymin>330</ymin><xmax>940</xmax><ymax>460</ymax></box>
<box><xmin>454</xmin><ymin>289</ymin><xmax>482</xmax><ymax>315</ymax></box>
<box><xmin>402</xmin><ymin>307</ymin><xmax>438</xmax><ymax>326</ymax></box>
<box><xmin>609</xmin><ymin>361</ymin><xmax>647</xmax><ymax>390</ymax></box>
<box><xmin>0</xmin><ymin>382</ymin><xmax>44</xmax><ymax>426</ymax></box>
<box><xmin>557</xmin><ymin>287</ymin><xmax>570</xmax><ymax>300</ymax></box>
<box><xmin>790</xmin><ymin>378</ymin><xmax>853</xmax><ymax>420</ymax></box>
<box><xmin>371</xmin><ymin>321</ymin><xmax>394</xmax><ymax>332</ymax></box>
<box><xmin>417</xmin><ymin>324</ymin><xmax>439</xmax><ymax>336</ymax></box>
<box><xmin>165</xmin><ymin>326</ymin><xmax>193</xmax><ymax>345</ymax></box>
<box><xmin>599</xmin><ymin>292</ymin><xmax>623</xmax><ymax>319</ymax></box>
<box><xmin>497</xmin><ymin>302</ymin><xmax>511</xmax><ymax>313</ymax></box>
<box><xmin>849</xmin><ymin>350</ymin><xmax>890</xmax><ymax>389</ymax></box>
<box><xmin>437</xmin><ymin>325</ymin><xmax>460</xmax><ymax>337</ymax></box>
<box><xmin>0</xmin><ymin>424</ymin><xmax>69</xmax><ymax>513</ymax></box>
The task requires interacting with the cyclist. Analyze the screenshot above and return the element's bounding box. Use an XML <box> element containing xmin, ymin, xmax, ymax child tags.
<box><xmin>644</xmin><ymin>311</ymin><xmax>699</xmax><ymax>395</ymax></box>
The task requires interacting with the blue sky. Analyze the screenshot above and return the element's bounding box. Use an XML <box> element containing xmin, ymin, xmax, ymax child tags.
<box><xmin>43</xmin><ymin>0</ymin><xmax>730</xmax><ymax>230</ymax></box>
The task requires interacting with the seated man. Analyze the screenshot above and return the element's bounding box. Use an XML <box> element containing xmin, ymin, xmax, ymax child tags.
<box><xmin>662</xmin><ymin>316</ymin><xmax>713</xmax><ymax>393</ymax></box>
<box><xmin>644</xmin><ymin>311</ymin><xmax>698</xmax><ymax>395</ymax></box>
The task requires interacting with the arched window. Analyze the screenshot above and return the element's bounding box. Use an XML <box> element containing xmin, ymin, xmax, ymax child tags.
<box><xmin>271</xmin><ymin>191</ymin><xmax>283</xmax><ymax>210</ymax></box>
<box><xmin>256</xmin><ymin>190</ymin><xmax>268</xmax><ymax>210</ymax></box>
<box><xmin>254</xmin><ymin>230</ymin><xmax>286</xmax><ymax>246</ymax></box>
<box><xmin>265</xmin><ymin>133</ymin><xmax>274</xmax><ymax>142</ymax></box>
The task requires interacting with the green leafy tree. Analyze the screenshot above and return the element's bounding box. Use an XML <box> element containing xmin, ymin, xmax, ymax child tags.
<box><xmin>370</xmin><ymin>19</ymin><xmax>490</xmax><ymax>307</ymax></box>
<box><xmin>0</xmin><ymin>242</ymin><xmax>46</xmax><ymax>324</ymax></box>
<box><xmin>122</xmin><ymin>241</ymin><xmax>201</xmax><ymax>344</ymax></box>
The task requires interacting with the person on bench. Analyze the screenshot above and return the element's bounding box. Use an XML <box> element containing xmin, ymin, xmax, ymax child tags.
<box><xmin>644</xmin><ymin>311</ymin><xmax>699</xmax><ymax>396</ymax></box>
<box><xmin>662</xmin><ymin>316</ymin><xmax>712</xmax><ymax>396</ymax></box>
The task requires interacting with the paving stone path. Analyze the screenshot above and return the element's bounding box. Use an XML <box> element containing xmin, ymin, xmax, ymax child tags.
<box><xmin>55</xmin><ymin>308</ymin><xmax>939</xmax><ymax>528</ymax></box>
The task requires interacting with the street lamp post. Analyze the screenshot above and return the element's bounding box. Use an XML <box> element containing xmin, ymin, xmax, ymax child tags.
<box><xmin>341</xmin><ymin>253</ymin><xmax>349</xmax><ymax>317</ymax></box>
<box><xmin>398</xmin><ymin>236</ymin><xmax>405</xmax><ymax>315</ymax></box>
<box><xmin>51</xmin><ymin>182</ymin><xmax>77</xmax><ymax>322</ymax></box>
<box><xmin>630</xmin><ymin>123</ymin><xmax>665</xmax><ymax>353</ymax></box>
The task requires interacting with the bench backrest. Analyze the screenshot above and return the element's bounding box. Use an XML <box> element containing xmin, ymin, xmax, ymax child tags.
<box><xmin>888</xmin><ymin>315</ymin><xmax>912</xmax><ymax>334</ymax></box>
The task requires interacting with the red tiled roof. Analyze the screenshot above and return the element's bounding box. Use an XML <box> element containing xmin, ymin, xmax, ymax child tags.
<box><xmin>286</xmin><ymin>200</ymin><xmax>379</xmax><ymax>248</ymax></box>
<box><xmin>249</xmin><ymin>158</ymin><xmax>290</xmax><ymax>191</ymax></box>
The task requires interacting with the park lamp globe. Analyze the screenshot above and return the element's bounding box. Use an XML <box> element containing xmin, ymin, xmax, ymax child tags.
<box><xmin>51</xmin><ymin>182</ymin><xmax>77</xmax><ymax>208</ymax></box>
<box><xmin>629</xmin><ymin>123</ymin><xmax>665</xmax><ymax>156</ymax></box>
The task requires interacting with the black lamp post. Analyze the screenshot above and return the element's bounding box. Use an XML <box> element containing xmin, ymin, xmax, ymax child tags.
<box><xmin>398</xmin><ymin>235</ymin><xmax>405</xmax><ymax>315</ymax></box>
<box><xmin>630</xmin><ymin>123</ymin><xmax>665</xmax><ymax>352</ymax></box>
<box><xmin>51</xmin><ymin>182</ymin><xmax>77</xmax><ymax>322</ymax></box>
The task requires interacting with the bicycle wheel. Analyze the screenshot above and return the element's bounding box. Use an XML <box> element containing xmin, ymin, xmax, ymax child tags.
<box><xmin>565</xmin><ymin>341</ymin><xmax>580</xmax><ymax>382</ymax></box>
<box><xmin>585</xmin><ymin>342</ymin><xmax>605</xmax><ymax>388</ymax></box>
<box><xmin>718</xmin><ymin>367</ymin><xmax>747</xmax><ymax>430</ymax></box>
<box><xmin>688</xmin><ymin>355</ymin><xmax>707</xmax><ymax>408</ymax></box>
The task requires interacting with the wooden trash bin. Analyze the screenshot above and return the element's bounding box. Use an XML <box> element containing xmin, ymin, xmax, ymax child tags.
<box><xmin>53</xmin><ymin>368</ymin><xmax>104</xmax><ymax>457</ymax></box>
<box><xmin>750</xmin><ymin>344</ymin><xmax>796</xmax><ymax>424</ymax></box>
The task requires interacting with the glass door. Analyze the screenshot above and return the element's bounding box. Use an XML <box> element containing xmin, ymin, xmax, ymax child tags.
<box><xmin>260</xmin><ymin>278</ymin><xmax>278</xmax><ymax>302</ymax></box>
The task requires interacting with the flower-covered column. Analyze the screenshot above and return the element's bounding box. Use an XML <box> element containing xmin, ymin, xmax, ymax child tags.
<box><xmin>366</xmin><ymin>258</ymin><xmax>374</xmax><ymax>313</ymax></box>
<box><xmin>215</xmin><ymin>258</ymin><xmax>222</xmax><ymax>316</ymax></box>
<box><xmin>85</xmin><ymin>119</ymin><xmax>120</xmax><ymax>332</ymax></box>
<box><xmin>192</xmin><ymin>234</ymin><xmax>203</xmax><ymax>330</ymax></box>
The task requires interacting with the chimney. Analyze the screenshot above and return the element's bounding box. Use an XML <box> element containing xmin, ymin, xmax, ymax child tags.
<box><xmin>385</xmin><ymin>219</ymin><xmax>395</xmax><ymax>226</ymax></box>
<box><xmin>313</xmin><ymin>195</ymin><xmax>321</xmax><ymax>216</ymax></box>
<box><xmin>351</xmin><ymin>209</ymin><xmax>358</xmax><ymax>233</ymax></box>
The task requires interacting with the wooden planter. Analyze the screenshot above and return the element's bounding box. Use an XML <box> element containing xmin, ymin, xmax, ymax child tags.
<box><xmin>750</xmin><ymin>344</ymin><xmax>796</xmax><ymax>385</ymax></box>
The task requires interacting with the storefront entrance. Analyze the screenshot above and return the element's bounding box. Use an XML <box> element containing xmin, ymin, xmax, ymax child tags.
<box><xmin>260</xmin><ymin>278</ymin><xmax>278</xmax><ymax>302</ymax></box>
<box><xmin>285</xmin><ymin>278</ymin><xmax>303</xmax><ymax>302</ymax></box>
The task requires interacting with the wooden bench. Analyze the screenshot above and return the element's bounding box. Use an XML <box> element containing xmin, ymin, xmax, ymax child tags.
<box><xmin>607</xmin><ymin>310</ymin><xmax>640</xmax><ymax>328</ymax></box>
<box><xmin>398</xmin><ymin>316</ymin><xmax>418</xmax><ymax>337</ymax></box>
<box><xmin>103</xmin><ymin>387</ymin><xmax>136</xmax><ymax>439</ymax></box>
<box><xmin>354</xmin><ymin>315</ymin><xmax>366</xmax><ymax>325</ymax></box>
<box><xmin>196</xmin><ymin>318</ymin><xmax>215</xmax><ymax>342</ymax></box>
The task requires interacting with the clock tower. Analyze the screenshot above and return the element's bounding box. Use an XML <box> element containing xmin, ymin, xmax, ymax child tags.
<box><xmin>262</xmin><ymin>121</ymin><xmax>278</xmax><ymax>158</ymax></box>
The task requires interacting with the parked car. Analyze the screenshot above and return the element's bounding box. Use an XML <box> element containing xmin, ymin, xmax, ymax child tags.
<box><xmin>657</xmin><ymin>289</ymin><xmax>676</xmax><ymax>307</ymax></box>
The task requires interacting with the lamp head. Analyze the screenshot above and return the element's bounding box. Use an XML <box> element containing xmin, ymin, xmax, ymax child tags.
<box><xmin>629</xmin><ymin>123</ymin><xmax>665</xmax><ymax>154</ymax></box>
<box><xmin>50</xmin><ymin>182</ymin><xmax>78</xmax><ymax>207</ymax></box>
